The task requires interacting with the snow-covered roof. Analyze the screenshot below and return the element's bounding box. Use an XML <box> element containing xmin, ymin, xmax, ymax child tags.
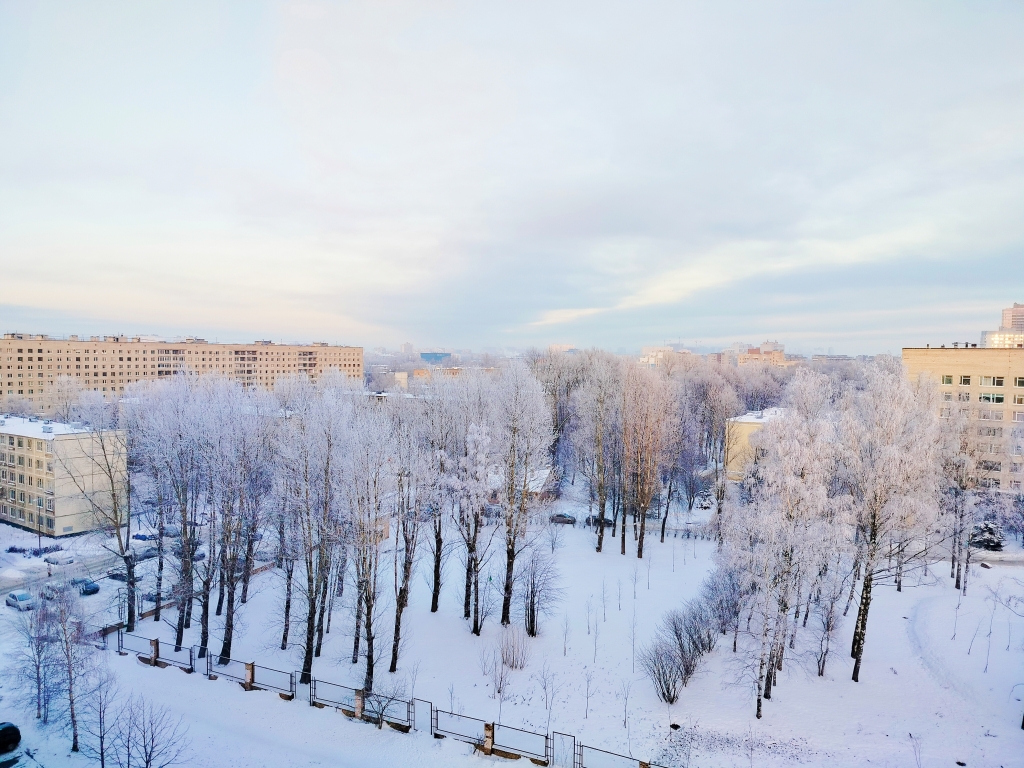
<box><xmin>0</xmin><ymin>415</ymin><xmax>92</xmax><ymax>439</ymax></box>
<box><xmin>731</xmin><ymin>407</ymin><xmax>786</xmax><ymax>424</ymax></box>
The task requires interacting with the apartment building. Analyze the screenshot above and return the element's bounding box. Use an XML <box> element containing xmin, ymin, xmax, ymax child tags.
<box><xmin>902</xmin><ymin>347</ymin><xmax>1024</xmax><ymax>492</ymax></box>
<box><xmin>0</xmin><ymin>415</ymin><xmax>121</xmax><ymax>537</ymax></box>
<box><xmin>1</xmin><ymin>333</ymin><xmax>364</xmax><ymax>414</ymax></box>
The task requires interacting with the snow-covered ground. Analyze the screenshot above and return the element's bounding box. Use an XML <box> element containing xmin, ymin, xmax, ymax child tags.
<box><xmin>2</xmin><ymin>491</ymin><xmax>1023</xmax><ymax>768</ymax></box>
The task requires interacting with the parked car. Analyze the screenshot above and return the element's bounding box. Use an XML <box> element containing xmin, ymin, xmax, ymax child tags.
<box><xmin>5</xmin><ymin>591</ymin><xmax>34</xmax><ymax>611</ymax></box>
<box><xmin>549</xmin><ymin>513</ymin><xmax>577</xmax><ymax>526</ymax></box>
<box><xmin>71</xmin><ymin>577</ymin><xmax>100</xmax><ymax>596</ymax></box>
<box><xmin>44</xmin><ymin>552</ymin><xmax>74</xmax><ymax>565</ymax></box>
<box><xmin>584</xmin><ymin>514</ymin><xmax>615</xmax><ymax>528</ymax></box>
<box><xmin>0</xmin><ymin>722</ymin><xmax>21</xmax><ymax>754</ymax></box>
<box><xmin>141</xmin><ymin>591</ymin><xmax>161</xmax><ymax>603</ymax></box>
<box><xmin>107</xmin><ymin>568</ymin><xmax>128</xmax><ymax>582</ymax></box>
<box><xmin>132</xmin><ymin>532</ymin><xmax>157</xmax><ymax>541</ymax></box>
<box><xmin>135</xmin><ymin>546</ymin><xmax>159</xmax><ymax>562</ymax></box>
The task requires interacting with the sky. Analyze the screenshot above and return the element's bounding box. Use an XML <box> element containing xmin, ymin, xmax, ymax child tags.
<box><xmin>1</xmin><ymin>1</ymin><xmax>1023</xmax><ymax>355</ymax></box>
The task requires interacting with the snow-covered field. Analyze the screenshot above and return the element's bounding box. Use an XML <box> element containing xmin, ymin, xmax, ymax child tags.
<box><xmin>2</xmin><ymin>491</ymin><xmax>1023</xmax><ymax>768</ymax></box>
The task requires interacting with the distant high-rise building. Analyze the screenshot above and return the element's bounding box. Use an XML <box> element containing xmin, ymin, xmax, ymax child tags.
<box><xmin>1002</xmin><ymin>303</ymin><xmax>1024</xmax><ymax>332</ymax></box>
<box><xmin>981</xmin><ymin>303</ymin><xmax>1024</xmax><ymax>348</ymax></box>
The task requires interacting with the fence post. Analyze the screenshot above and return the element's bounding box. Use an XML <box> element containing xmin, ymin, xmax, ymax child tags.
<box><xmin>244</xmin><ymin>662</ymin><xmax>255</xmax><ymax>691</ymax></box>
<box><xmin>483</xmin><ymin>723</ymin><xmax>494</xmax><ymax>756</ymax></box>
<box><xmin>117</xmin><ymin>629</ymin><xmax>125</xmax><ymax>655</ymax></box>
<box><xmin>354</xmin><ymin>689</ymin><xmax>364</xmax><ymax>720</ymax></box>
<box><xmin>150</xmin><ymin>638</ymin><xmax>159</xmax><ymax>666</ymax></box>
<box><xmin>188</xmin><ymin>647</ymin><xmax>195</xmax><ymax>673</ymax></box>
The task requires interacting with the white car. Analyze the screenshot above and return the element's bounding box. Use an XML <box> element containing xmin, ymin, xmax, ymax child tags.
<box><xmin>5</xmin><ymin>591</ymin><xmax>34</xmax><ymax>611</ymax></box>
<box><xmin>43</xmin><ymin>553</ymin><xmax>74</xmax><ymax>565</ymax></box>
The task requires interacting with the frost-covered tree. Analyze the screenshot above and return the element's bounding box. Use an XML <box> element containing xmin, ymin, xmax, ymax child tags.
<box><xmin>493</xmin><ymin>361</ymin><xmax>552</xmax><ymax>626</ymax></box>
<box><xmin>840</xmin><ymin>360</ymin><xmax>942</xmax><ymax>682</ymax></box>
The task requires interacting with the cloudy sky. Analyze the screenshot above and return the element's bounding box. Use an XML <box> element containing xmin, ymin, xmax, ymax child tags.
<box><xmin>2</xmin><ymin>1</ymin><xmax>1023</xmax><ymax>354</ymax></box>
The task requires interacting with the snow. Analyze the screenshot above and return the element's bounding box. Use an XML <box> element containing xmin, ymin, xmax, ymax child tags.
<box><xmin>1</xmin><ymin>490</ymin><xmax>1023</xmax><ymax>767</ymax></box>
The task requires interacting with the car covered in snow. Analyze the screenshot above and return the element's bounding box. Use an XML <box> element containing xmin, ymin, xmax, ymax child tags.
<box><xmin>107</xmin><ymin>568</ymin><xmax>128</xmax><ymax>582</ymax></box>
<box><xmin>5</xmin><ymin>591</ymin><xmax>34</xmax><ymax>611</ymax></box>
<box><xmin>44</xmin><ymin>552</ymin><xmax>74</xmax><ymax>565</ymax></box>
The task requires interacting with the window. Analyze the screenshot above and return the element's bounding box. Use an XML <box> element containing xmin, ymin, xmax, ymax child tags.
<box><xmin>979</xmin><ymin>477</ymin><xmax>1001</xmax><ymax>489</ymax></box>
<box><xmin>960</xmin><ymin>375</ymin><xmax>971</xmax><ymax>385</ymax></box>
<box><xmin>1012</xmin><ymin>463</ymin><xmax>1023</xmax><ymax>474</ymax></box>
<box><xmin>980</xmin><ymin>410</ymin><xmax>1004</xmax><ymax>421</ymax></box>
<box><xmin>940</xmin><ymin>407</ymin><xmax>951</xmax><ymax>418</ymax></box>
<box><xmin>1015</xmin><ymin>412</ymin><xmax>1024</xmax><ymax>422</ymax></box>
<box><xmin>979</xmin><ymin>427</ymin><xmax>1003</xmax><ymax>437</ymax></box>
<box><xmin>1016</xmin><ymin>377</ymin><xmax>1024</xmax><ymax>387</ymax></box>
<box><xmin>980</xmin><ymin>393</ymin><xmax>1005</xmax><ymax>403</ymax></box>
<box><xmin>958</xmin><ymin>392</ymin><xmax>971</xmax><ymax>402</ymax></box>
<box><xmin>1015</xmin><ymin>394</ymin><xmax>1024</xmax><ymax>405</ymax></box>
<box><xmin>981</xmin><ymin>376</ymin><xmax>1005</xmax><ymax>387</ymax></box>
<box><xmin>978</xmin><ymin>460</ymin><xmax>1003</xmax><ymax>472</ymax></box>
<box><xmin>942</xmin><ymin>392</ymin><xmax>953</xmax><ymax>401</ymax></box>
<box><xmin>1012</xmin><ymin>480</ymin><xmax>1022</xmax><ymax>491</ymax></box>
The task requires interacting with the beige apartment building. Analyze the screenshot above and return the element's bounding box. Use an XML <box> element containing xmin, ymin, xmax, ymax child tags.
<box><xmin>2</xmin><ymin>333</ymin><xmax>364</xmax><ymax>414</ymax></box>
<box><xmin>0</xmin><ymin>415</ymin><xmax>121</xmax><ymax>537</ymax></box>
<box><xmin>903</xmin><ymin>347</ymin><xmax>1024</xmax><ymax>492</ymax></box>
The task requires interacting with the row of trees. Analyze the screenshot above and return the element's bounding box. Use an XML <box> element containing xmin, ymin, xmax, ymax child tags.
<box><xmin>639</xmin><ymin>360</ymin><xmax>1023</xmax><ymax>717</ymax></box>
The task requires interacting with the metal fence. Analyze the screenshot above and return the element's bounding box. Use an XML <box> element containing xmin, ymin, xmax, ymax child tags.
<box><xmin>494</xmin><ymin>723</ymin><xmax>547</xmax><ymax>761</ymax></box>
<box><xmin>433</xmin><ymin>709</ymin><xmax>487</xmax><ymax>745</ymax></box>
<box><xmin>114</xmin><ymin>636</ymin><xmax>668</xmax><ymax>767</ymax></box>
<box><xmin>251</xmin><ymin>664</ymin><xmax>295</xmax><ymax>696</ymax></box>
<box><xmin>364</xmin><ymin>692</ymin><xmax>412</xmax><ymax>728</ymax></box>
<box><xmin>310</xmin><ymin>678</ymin><xmax>358</xmax><ymax>711</ymax></box>
<box><xmin>156</xmin><ymin>642</ymin><xmax>194</xmax><ymax>672</ymax></box>
<box><xmin>206</xmin><ymin>653</ymin><xmax>249</xmax><ymax>684</ymax></box>
<box><xmin>118</xmin><ymin>631</ymin><xmax>153</xmax><ymax>656</ymax></box>
<box><xmin>579</xmin><ymin>744</ymin><xmax>669</xmax><ymax>768</ymax></box>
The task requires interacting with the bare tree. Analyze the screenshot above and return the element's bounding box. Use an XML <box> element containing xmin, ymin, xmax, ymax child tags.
<box><xmin>519</xmin><ymin>547</ymin><xmax>562</xmax><ymax>637</ymax></box>
<box><xmin>114</xmin><ymin>695</ymin><xmax>190</xmax><ymax>768</ymax></box>
<box><xmin>9</xmin><ymin>596</ymin><xmax>58</xmax><ymax>722</ymax></box>
<box><xmin>80</xmin><ymin>672</ymin><xmax>120</xmax><ymax>768</ymax></box>
<box><xmin>364</xmin><ymin>678</ymin><xmax>409</xmax><ymax>729</ymax></box>
<box><xmin>50</xmin><ymin>587</ymin><xmax>94</xmax><ymax>752</ymax></box>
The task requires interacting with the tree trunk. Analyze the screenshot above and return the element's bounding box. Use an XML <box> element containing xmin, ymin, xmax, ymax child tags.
<box><xmin>281</xmin><ymin>559</ymin><xmax>295</xmax><ymax>650</ymax></box>
<box><xmin>431</xmin><ymin>516</ymin><xmax>443</xmax><ymax>613</ymax></box>
<box><xmin>218</xmin><ymin>574</ymin><xmax>237</xmax><ymax>664</ymax></box>
<box><xmin>637</xmin><ymin>508</ymin><xmax>647</xmax><ymax>559</ymax></box>
<box><xmin>500</xmin><ymin>540</ymin><xmax>516</xmax><ymax>626</ymax></box>
<box><xmin>314</xmin><ymin>570</ymin><xmax>330</xmax><ymax>658</ymax></box>
<box><xmin>351</xmin><ymin>584</ymin><xmax>364</xmax><ymax>664</ymax></box>
<box><xmin>851</xmin><ymin>570</ymin><xmax>874</xmax><ymax>682</ymax></box>
<box><xmin>299</xmin><ymin>569</ymin><xmax>319</xmax><ymax>684</ymax></box>
<box><xmin>363</xmin><ymin>589</ymin><xmax>376</xmax><ymax>693</ymax></box>
<box><xmin>124</xmin><ymin>554</ymin><xmax>137</xmax><ymax>633</ymax></box>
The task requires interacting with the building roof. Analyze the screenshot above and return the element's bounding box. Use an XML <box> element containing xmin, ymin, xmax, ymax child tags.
<box><xmin>0</xmin><ymin>415</ymin><xmax>92</xmax><ymax>439</ymax></box>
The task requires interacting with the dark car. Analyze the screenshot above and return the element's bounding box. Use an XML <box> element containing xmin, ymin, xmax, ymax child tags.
<box><xmin>549</xmin><ymin>513</ymin><xmax>577</xmax><ymax>526</ymax></box>
<box><xmin>132</xmin><ymin>532</ymin><xmax>157</xmax><ymax>541</ymax></box>
<box><xmin>0</xmin><ymin>722</ymin><xmax>21</xmax><ymax>753</ymax></box>
<box><xmin>584</xmin><ymin>514</ymin><xmax>615</xmax><ymax>528</ymax></box>
<box><xmin>172</xmin><ymin>546</ymin><xmax>206</xmax><ymax>562</ymax></box>
<box><xmin>107</xmin><ymin>568</ymin><xmax>128</xmax><ymax>582</ymax></box>
<box><xmin>141</xmin><ymin>591</ymin><xmax>161</xmax><ymax>603</ymax></box>
<box><xmin>71</xmin><ymin>578</ymin><xmax>100</xmax><ymax>596</ymax></box>
<box><xmin>135</xmin><ymin>546</ymin><xmax>159</xmax><ymax>562</ymax></box>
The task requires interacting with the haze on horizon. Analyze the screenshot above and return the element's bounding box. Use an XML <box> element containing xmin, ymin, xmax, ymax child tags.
<box><xmin>1</xmin><ymin>1</ymin><xmax>1023</xmax><ymax>355</ymax></box>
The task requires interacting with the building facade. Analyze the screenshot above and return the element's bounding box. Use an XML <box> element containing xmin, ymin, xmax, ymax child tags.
<box><xmin>2</xmin><ymin>333</ymin><xmax>364</xmax><ymax>414</ymax></box>
<box><xmin>725</xmin><ymin>407</ymin><xmax>786</xmax><ymax>480</ymax></box>
<box><xmin>903</xmin><ymin>347</ymin><xmax>1024</xmax><ymax>492</ymax></box>
<box><xmin>980</xmin><ymin>302</ymin><xmax>1024</xmax><ymax>349</ymax></box>
<box><xmin>0</xmin><ymin>415</ymin><xmax>120</xmax><ymax>537</ymax></box>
